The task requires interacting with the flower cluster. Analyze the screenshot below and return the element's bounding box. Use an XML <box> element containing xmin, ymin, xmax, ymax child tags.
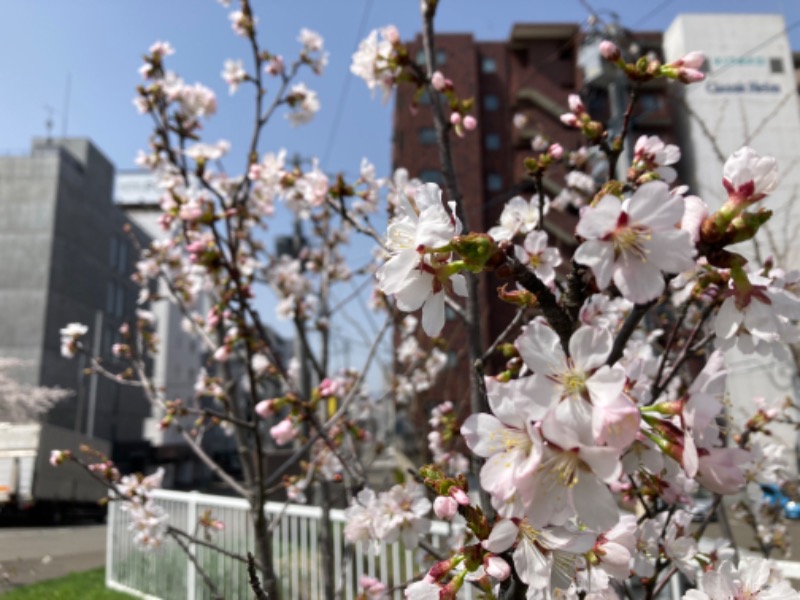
<box><xmin>344</xmin><ymin>481</ymin><xmax>432</xmax><ymax>551</ymax></box>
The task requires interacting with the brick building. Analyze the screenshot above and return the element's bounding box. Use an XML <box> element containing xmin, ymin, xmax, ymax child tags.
<box><xmin>392</xmin><ymin>23</ymin><xmax>677</xmax><ymax>444</ymax></box>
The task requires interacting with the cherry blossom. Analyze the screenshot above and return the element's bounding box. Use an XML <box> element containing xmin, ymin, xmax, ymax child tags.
<box><xmin>514</xmin><ymin>230</ymin><xmax>562</xmax><ymax>285</ymax></box>
<box><xmin>461</xmin><ymin>376</ymin><xmax>543</xmax><ymax>516</ymax></box>
<box><xmin>515</xmin><ymin>321</ymin><xmax>628</xmax><ymax>443</ymax></box>
<box><xmin>60</xmin><ymin>322</ymin><xmax>88</xmax><ymax>358</ymax></box>
<box><xmin>722</xmin><ymin>146</ymin><xmax>779</xmax><ymax>205</ymax></box>
<box><xmin>684</xmin><ymin>557</ymin><xmax>799</xmax><ymax>600</ymax></box>
<box><xmin>631</xmin><ymin>135</ymin><xmax>681</xmax><ymax>183</ymax></box>
<box><xmin>714</xmin><ymin>270</ymin><xmax>800</xmax><ymax>356</ymax></box>
<box><xmin>488</xmin><ymin>195</ymin><xmax>548</xmax><ymax>241</ymax></box>
<box><xmin>351</xmin><ymin>26</ymin><xmax>402</xmax><ymax>102</ymax></box>
<box><xmin>221</xmin><ymin>59</ymin><xmax>246</xmax><ymax>94</ymax></box>
<box><xmin>376</xmin><ymin>182</ymin><xmax>466</xmax><ymax>336</ymax></box>
<box><xmin>574</xmin><ymin>181</ymin><xmax>696</xmax><ymax>304</ymax></box>
<box><xmin>285</xmin><ymin>82</ymin><xmax>320</xmax><ymax>126</ymax></box>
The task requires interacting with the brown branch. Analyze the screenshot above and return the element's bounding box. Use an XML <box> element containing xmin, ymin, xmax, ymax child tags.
<box><xmin>651</xmin><ymin>300</ymin><xmax>718</xmax><ymax>400</ymax></box>
<box><xmin>649</xmin><ymin>300</ymin><xmax>692</xmax><ymax>399</ymax></box>
<box><xmin>247</xmin><ymin>552</ymin><xmax>270</xmax><ymax>600</ymax></box>
<box><xmin>508</xmin><ymin>255</ymin><xmax>574</xmax><ymax>353</ymax></box>
<box><xmin>169</xmin><ymin>529</ymin><xmax>224</xmax><ymax>600</ymax></box>
<box><xmin>169</xmin><ymin>526</ymin><xmax>262</xmax><ymax>570</ymax></box>
<box><xmin>607</xmin><ymin>299</ymin><xmax>658</xmax><ymax>366</ymax></box>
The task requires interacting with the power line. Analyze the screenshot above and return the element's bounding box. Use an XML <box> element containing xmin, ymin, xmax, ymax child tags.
<box><xmin>320</xmin><ymin>0</ymin><xmax>374</xmax><ymax>169</ymax></box>
<box><xmin>633</xmin><ymin>0</ymin><xmax>675</xmax><ymax>28</ymax></box>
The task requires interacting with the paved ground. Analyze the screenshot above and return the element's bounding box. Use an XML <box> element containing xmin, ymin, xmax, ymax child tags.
<box><xmin>0</xmin><ymin>520</ymin><xmax>106</xmax><ymax>593</ymax></box>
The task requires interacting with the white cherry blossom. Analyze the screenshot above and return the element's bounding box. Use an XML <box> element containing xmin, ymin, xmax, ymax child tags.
<box><xmin>377</xmin><ymin>183</ymin><xmax>466</xmax><ymax>336</ymax></box>
<box><xmin>514</xmin><ymin>230</ymin><xmax>562</xmax><ymax>285</ymax></box>
<box><xmin>489</xmin><ymin>195</ymin><xmax>548</xmax><ymax>241</ymax></box>
<box><xmin>722</xmin><ymin>147</ymin><xmax>779</xmax><ymax>203</ymax></box>
<box><xmin>574</xmin><ymin>181</ymin><xmax>696</xmax><ymax>304</ymax></box>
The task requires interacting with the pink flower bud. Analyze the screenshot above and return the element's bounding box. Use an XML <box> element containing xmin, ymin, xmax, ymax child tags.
<box><xmin>599</xmin><ymin>40</ymin><xmax>621</xmax><ymax>62</ymax></box>
<box><xmin>567</xmin><ymin>93</ymin><xmax>584</xmax><ymax>114</ymax></box>
<box><xmin>678</xmin><ymin>51</ymin><xmax>705</xmax><ymax>69</ymax></box>
<box><xmin>255</xmin><ymin>399</ymin><xmax>275</xmax><ymax>418</ymax></box>
<box><xmin>560</xmin><ymin>113</ymin><xmax>578</xmax><ymax>127</ymax></box>
<box><xmin>679</xmin><ymin>68</ymin><xmax>705</xmax><ymax>84</ymax></box>
<box><xmin>463</xmin><ymin>115</ymin><xmax>477</xmax><ymax>131</ymax></box>
<box><xmin>426</xmin><ymin>557</ymin><xmax>456</xmax><ymax>582</ymax></box>
<box><xmin>450</xmin><ymin>112</ymin><xmax>461</xmax><ymax>126</ymax></box>
<box><xmin>270</xmin><ymin>418</ymin><xmax>298</xmax><ymax>446</ymax></box>
<box><xmin>50</xmin><ymin>449</ymin><xmax>68</xmax><ymax>467</ymax></box>
<box><xmin>449</xmin><ymin>487</ymin><xmax>469</xmax><ymax>505</ymax></box>
<box><xmin>548</xmin><ymin>143</ymin><xmax>564</xmax><ymax>160</ymax></box>
<box><xmin>433</xmin><ymin>496</ymin><xmax>458</xmax><ymax>519</ymax></box>
<box><xmin>484</xmin><ymin>555</ymin><xmax>511</xmax><ymax>581</ymax></box>
<box><xmin>213</xmin><ymin>345</ymin><xmax>231</xmax><ymax>362</ymax></box>
<box><xmin>431</xmin><ymin>71</ymin><xmax>446</xmax><ymax>91</ymax></box>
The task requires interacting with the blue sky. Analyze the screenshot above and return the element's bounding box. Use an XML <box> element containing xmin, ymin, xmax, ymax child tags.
<box><xmin>2</xmin><ymin>1</ymin><xmax>799</xmax><ymax>382</ymax></box>
<box><xmin>2</xmin><ymin>1</ymin><xmax>799</xmax><ymax>176</ymax></box>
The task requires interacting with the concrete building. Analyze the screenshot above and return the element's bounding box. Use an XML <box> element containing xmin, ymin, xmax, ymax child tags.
<box><xmin>665</xmin><ymin>14</ymin><xmax>800</xmax><ymax>459</ymax></box>
<box><xmin>115</xmin><ymin>170</ymin><xmax>295</xmax><ymax>488</ymax></box>
<box><xmin>114</xmin><ymin>171</ymin><xmax>212</xmax><ymax>486</ymax></box>
<box><xmin>0</xmin><ymin>138</ymin><xmax>151</xmax><ymax>470</ymax></box>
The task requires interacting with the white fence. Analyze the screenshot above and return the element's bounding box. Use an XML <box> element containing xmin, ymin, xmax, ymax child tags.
<box><xmin>106</xmin><ymin>488</ymin><xmax>472</xmax><ymax>600</ymax></box>
<box><xmin>106</xmin><ymin>489</ymin><xmax>800</xmax><ymax>600</ymax></box>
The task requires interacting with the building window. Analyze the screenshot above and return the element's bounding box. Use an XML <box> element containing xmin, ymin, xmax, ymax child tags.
<box><xmin>109</xmin><ymin>236</ymin><xmax>118</xmax><ymax>268</ymax></box>
<box><xmin>481</xmin><ymin>57</ymin><xmax>497</xmax><ymax>74</ymax></box>
<box><xmin>446</xmin><ymin>351</ymin><xmax>458</xmax><ymax>368</ymax></box>
<box><xmin>106</xmin><ymin>282</ymin><xmax>116</xmax><ymax>314</ymax></box>
<box><xmin>418</xmin><ymin>127</ymin><xmax>437</xmax><ymax>145</ymax></box>
<box><xmin>485</xmin><ymin>133</ymin><xmax>501</xmax><ymax>151</ymax></box>
<box><xmin>770</xmin><ymin>57</ymin><xmax>784</xmax><ymax>73</ymax></box>
<box><xmin>419</xmin><ymin>170</ymin><xmax>444</xmax><ymax>185</ymax></box>
<box><xmin>416</xmin><ymin>49</ymin><xmax>447</xmax><ymax>66</ymax></box>
<box><xmin>483</xmin><ymin>94</ymin><xmax>499</xmax><ymax>112</ymax></box>
<box><xmin>486</xmin><ymin>173</ymin><xmax>503</xmax><ymax>192</ymax></box>
<box><xmin>638</xmin><ymin>93</ymin><xmax>663</xmax><ymax>114</ymax></box>
<box><xmin>115</xmin><ymin>285</ymin><xmax>125</xmax><ymax>318</ymax></box>
<box><xmin>418</xmin><ymin>89</ymin><xmax>431</xmax><ymax>105</ymax></box>
<box><xmin>117</xmin><ymin>241</ymin><xmax>128</xmax><ymax>274</ymax></box>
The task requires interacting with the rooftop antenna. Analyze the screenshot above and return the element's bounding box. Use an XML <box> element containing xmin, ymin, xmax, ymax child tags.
<box><xmin>44</xmin><ymin>105</ymin><xmax>54</xmax><ymax>145</ymax></box>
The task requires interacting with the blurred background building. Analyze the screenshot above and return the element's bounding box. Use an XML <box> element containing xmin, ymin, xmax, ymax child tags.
<box><xmin>0</xmin><ymin>137</ymin><xmax>151</xmax><ymax>473</ymax></box>
<box><xmin>393</xmin><ymin>13</ymin><xmax>800</xmax><ymax>465</ymax></box>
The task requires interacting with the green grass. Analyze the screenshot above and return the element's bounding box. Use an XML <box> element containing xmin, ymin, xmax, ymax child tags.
<box><xmin>1</xmin><ymin>569</ymin><xmax>133</xmax><ymax>600</ymax></box>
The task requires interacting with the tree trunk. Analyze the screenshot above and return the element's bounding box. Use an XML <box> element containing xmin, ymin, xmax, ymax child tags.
<box><xmin>252</xmin><ymin>506</ymin><xmax>280</xmax><ymax>599</ymax></box>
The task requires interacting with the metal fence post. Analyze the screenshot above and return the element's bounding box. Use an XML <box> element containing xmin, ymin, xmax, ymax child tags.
<box><xmin>105</xmin><ymin>499</ymin><xmax>115</xmax><ymax>588</ymax></box>
<box><xmin>187</xmin><ymin>491</ymin><xmax>198</xmax><ymax>600</ymax></box>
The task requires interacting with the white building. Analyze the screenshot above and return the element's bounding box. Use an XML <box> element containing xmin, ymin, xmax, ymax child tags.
<box><xmin>665</xmin><ymin>14</ymin><xmax>800</xmax><ymax>464</ymax></box>
<box><xmin>115</xmin><ymin>171</ymin><xmax>212</xmax><ymax>486</ymax></box>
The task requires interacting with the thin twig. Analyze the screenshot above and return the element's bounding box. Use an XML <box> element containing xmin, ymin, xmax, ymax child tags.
<box><xmin>169</xmin><ymin>529</ymin><xmax>224</xmax><ymax>600</ymax></box>
<box><xmin>607</xmin><ymin>299</ymin><xmax>658</xmax><ymax>366</ymax></box>
<box><xmin>482</xmin><ymin>308</ymin><xmax>526</xmax><ymax>362</ymax></box>
<box><xmin>169</xmin><ymin>526</ymin><xmax>262</xmax><ymax>569</ymax></box>
<box><xmin>650</xmin><ymin>301</ymin><xmax>692</xmax><ymax>400</ymax></box>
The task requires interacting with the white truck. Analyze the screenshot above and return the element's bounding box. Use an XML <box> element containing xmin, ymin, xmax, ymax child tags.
<box><xmin>0</xmin><ymin>422</ymin><xmax>110</xmax><ymax>522</ymax></box>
